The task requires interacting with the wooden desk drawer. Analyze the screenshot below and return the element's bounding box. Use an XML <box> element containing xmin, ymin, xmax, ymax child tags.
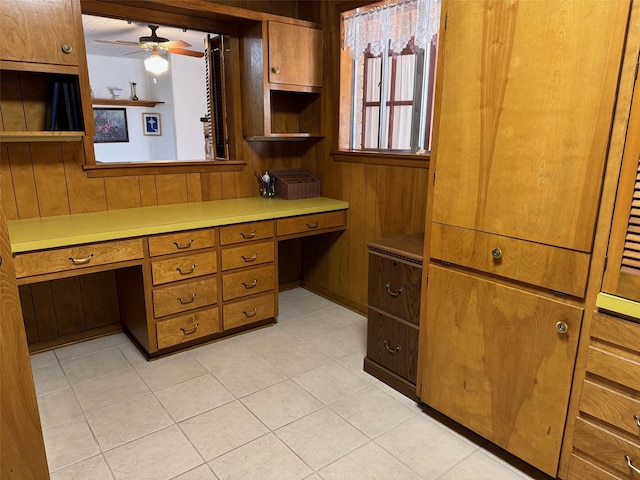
<box><xmin>366</xmin><ymin>309</ymin><xmax>418</xmax><ymax>382</ymax></box>
<box><xmin>223</xmin><ymin>293</ymin><xmax>275</xmax><ymax>330</ymax></box>
<box><xmin>151</xmin><ymin>251</ymin><xmax>217</xmax><ymax>286</ymax></box>
<box><xmin>580</xmin><ymin>380</ymin><xmax>640</xmax><ymax>439</ymax></box>
<box><xmin>276</xmin><ymin>210</ymin><xmax>346</xmax><ymax>238</ymax></box>
<box><xmin>148</xmin><ymin>229</ymin><xmax>215</xmax><ymax>257</ymax></box>
<box><xmin>219</xmin><ymin>221</ymin><xmax>274</xmax><ymax>245</ymax></box>
<box><xmin>573</xmin><ymin>418</ymin><xmax>640</xmax><ymax>478</ymax></box>
<box><xmin>586</xmin><ymin>346</ymin><xmax>640</xmax><ymax>392</ymax></box>
<box><xmin>222</xmin><ymin>265</ymin><xmax>274</xmax><ymax>301</ymax></box>
<box><xmin>156</xmin><ymin>307</ymin><xmax>220</xmax><ymax>350</ymax></box>
<box><xmin>568</xmin><ymin>454</ymin><xmax>624</xmax><ymax>480</ymax></box>
<box><xmin>368</xmin><ymin>253</ymin><xmax>421</xmax><ymax>325</ymax></box>
<box><xmin>221</xmin><ymin>241</ymin><xmax>275</xmax><ymax>271</ymax></box>
<box><xmin>591</xmin><ymin>312</ymin><xmax>640</xmax><ymax>353</ymax></box>
<box><xmin>430</xmin><ymin>222</ymin><xmax>590</xmax><ymax>297</ymax></box>
<box><xmin>152</xmin><ymin>277</ymin><xmax>217</xmax><ymax>318</ymax></box>
<box><xmin>13</xmin><ymin>239</ymin><xmax>143</xmax><ymax>278</ymax></box>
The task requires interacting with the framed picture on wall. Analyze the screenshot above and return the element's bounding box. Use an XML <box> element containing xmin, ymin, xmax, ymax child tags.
<box><xmin>93</xmin><ymin>108</ymin><xmax>129</xmax><ymax>143</ymax></box>
<box><xmin>142</xmin><ymin>112</ymin><xmax>162</xmax><ymax>136</ymax></box>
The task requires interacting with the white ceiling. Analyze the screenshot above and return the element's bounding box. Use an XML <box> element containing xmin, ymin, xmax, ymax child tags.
<box><xmin>82</xmin><ymin>14</ymin><xmax>209</xmax><ymax>58</ymax></box>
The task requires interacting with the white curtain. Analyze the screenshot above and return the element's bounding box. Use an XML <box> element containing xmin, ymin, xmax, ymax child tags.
<box><xmin>343</xmin><ymin>0</ymin><xmax>441</xmax><ymax>59</ymax></box>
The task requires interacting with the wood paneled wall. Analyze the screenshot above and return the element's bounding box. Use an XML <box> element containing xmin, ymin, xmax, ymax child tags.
<box><xmin>299</xmin><ymin>1</ymin><xmax>429</xmax><ymax>314</ymax></box>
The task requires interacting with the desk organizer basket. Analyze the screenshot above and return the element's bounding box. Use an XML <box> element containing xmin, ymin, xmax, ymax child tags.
<box><xmin>270</xmin><ymin>169</ymin><xmax>321</xmax><ymax>200</ymax></box>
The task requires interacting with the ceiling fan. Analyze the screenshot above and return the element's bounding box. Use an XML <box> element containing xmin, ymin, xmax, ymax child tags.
<box><xmin>94</xmin><ymin>25</ymin><xmax>204</xmax><ymax>58</ymax></box>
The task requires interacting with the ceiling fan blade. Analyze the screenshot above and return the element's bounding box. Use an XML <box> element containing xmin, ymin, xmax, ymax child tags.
<box><xmin>160</xmin><ymin>40</ymin><xmax>192</xmax><ymax>48</ymax></box>
<box><xmin>94</xmin><ymin>39</ymin><xmax>141</xmax><ymax>47</ymax></box>
<box><xmin>166</xmin><ymin>47</ymin><xmax>204</xmax><ymax>58</ymax></box>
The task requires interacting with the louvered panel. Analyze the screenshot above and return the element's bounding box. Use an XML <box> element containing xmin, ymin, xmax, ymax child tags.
<box><xmin>621</xmin><ymin>164</ymin><xmax>640</xmax><ymax>278</ymax></box>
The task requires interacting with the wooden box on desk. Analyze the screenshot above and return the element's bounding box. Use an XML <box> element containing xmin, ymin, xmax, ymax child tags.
<box><xmin>271</xmin><ymin>169</ymin><xmax>320</xmax><ymax>200</ymax></box>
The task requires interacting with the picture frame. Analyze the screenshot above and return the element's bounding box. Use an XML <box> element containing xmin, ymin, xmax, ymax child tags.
<box><xmin>93</xmin><ymin>108</ymin><xmax>129</xmax><ymax>143</ymax></box>
<box><xmin>142</xmin><ymin>112</ymin><xmax>162</xmax><ymax>136</ymax></box>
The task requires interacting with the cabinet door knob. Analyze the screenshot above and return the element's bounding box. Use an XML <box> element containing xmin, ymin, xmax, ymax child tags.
<box><xmin>491</xmin><ymin>248</ymin><xmax>502</xmax><ymax>259</ymax></box>
<box><xmin>271</xmin><ymin>66</ymin><xmax>280</xmax><ymax>74</ymax></box>
<box><xmin>556</xmin><ymin>321</ymin><xmax>568</xmax><ymax>334</ymax></box>
<box><xmin>61</xmin><ymin>44</ymin><xmax>73</xmax><ymax>54</ymax></box>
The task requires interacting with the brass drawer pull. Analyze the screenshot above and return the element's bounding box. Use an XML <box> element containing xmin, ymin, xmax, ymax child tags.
<box><xmin>177</xmin><ymin>293</ymin><xmax>197</xmax><ymax>304</ymax></box>
<box><xmin>240</xmin><ymin>230</ymin><xmax>256</xmax><ymax>239</ymax></box>
<box><xmin>242</xmin><ymin>253</ymin><xmax>258</xmax><ymax>262</ymax></box>
<box><xmin>306</xmin><ymin>221</ymin><xmax>319</xmax><ymax>229</ymax></box>
<box><xmin>385</xmin><ymin>282</ymin><xmax>403</xmax><ymax>297</ymax></box>
<box><xmin>384</xmin><ymin>339</ymin><xmax>401</xmax><ymax>354</ymax></box>
<box><xmin>180</xmin><ymin>323</ymin><xmax>199</xmax><ymax>335</ymax></box>
<box><xmin>176</xmin><ymin>264</ymin><xmax>196</xmax><ymax>275</ymax></box>
<box><xmin>625</xmin><ymin>456</ymin><xmax>640</xmax><ymax>475</ymax></box>
<box><xmin>243</xmin><ymin>307</ymin><xmax>259</xmax><ymax>318</ymax></box>
<box><xmin>634</xmin><ymin>415</ymin><xmax>640</xmax><ymax>427</ymax></box>
<box><xmin>173</xmin><ymin>239</ymin><xmax>193</xmax><ymax>249</ymax></box>
<box><xmin>68</xmin><ymin>253</ymin><xmax>94</xmax><ymax>265</ymax></box>
<box><xmin>242</xmin><ymin>279</ymin><xmax>258</xmax><ymax>289</ymax></box>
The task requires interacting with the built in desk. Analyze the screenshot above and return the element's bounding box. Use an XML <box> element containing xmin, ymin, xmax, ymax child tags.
<box><xmin>8</xmin><ymin>197</ymin><xmax>349</xmax><ymax>357</ymax></box>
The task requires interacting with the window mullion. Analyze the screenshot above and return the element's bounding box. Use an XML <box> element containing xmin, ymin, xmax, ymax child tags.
<box><xmin>378</xmin><ymin>44</ymin><xmax>390</xmax><ymax>150</ymax></box>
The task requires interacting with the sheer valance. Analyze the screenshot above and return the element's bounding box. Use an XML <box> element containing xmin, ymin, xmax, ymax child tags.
<box><xmin>343</xmin><ymin>0</ymin><xmax>441</xmax><ymax>58</ymax></box>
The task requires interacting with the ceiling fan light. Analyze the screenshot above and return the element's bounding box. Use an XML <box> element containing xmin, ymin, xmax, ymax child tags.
<box><xmin>144</xmin><ymin>53</ymin><xmax>169</xmax><ymax>74</ymax></box>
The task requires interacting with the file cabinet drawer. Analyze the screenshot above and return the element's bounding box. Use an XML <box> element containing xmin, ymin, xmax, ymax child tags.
<box><xmin>148</xmin><ymin>229</ymin><xmax>215</xmax><ymax>257</ymax></box>
<box><xmin>223</xmin><ymin>293</ymin><xmax>275</xmax><ymax>330</ymax></box>
<box><xmin>221</xmin><ymin>241</ymin><xmax>274</xmax><ymax>271</ymax></box>
<box><xmin>222</xmin><ymin>265</ymin><xmax>275</xmax><ymax>301</ymax></box>
<box><xmin>152</xmin><ymin>277</ymin><xmax>217</xmax><ymax>318</ymax></box>
<box><xmin>276</xmin><ymin>210</ymin><xmax>346</xmax><ymax>238</ymax></box>
<box><xmin>156</xmin><ymin>307</ymin><xmax>220</xmax><ymax>349</ymax></box>
<box><xmin>219</xmin><ymin>221</ymin><xmax>274</xmax><ymax>245</ymax></box>
<box><xmin>151</xmin><ymin>251</ymin><xmax>217</xmax><ymax>285</ymax></box>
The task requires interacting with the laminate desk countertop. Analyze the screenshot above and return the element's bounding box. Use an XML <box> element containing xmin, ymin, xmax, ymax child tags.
<box><xmin>8</xmin><ymin>197</ymin><xmax>349</xmax><ymax>253</ymax></box>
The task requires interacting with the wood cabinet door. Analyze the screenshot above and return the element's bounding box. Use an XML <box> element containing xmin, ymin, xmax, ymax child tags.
<box><xmin>0</xmin><ymin>204</ymin><xmax>49</xmax><ymax>479</ymax></box>
<box><xmin>430</xmin><ymin>0</ymin><xmax>629</xmax><ymax>252</ymax></box>
<box><xmin>268</xmin><ymin>21</ymin><xmax>322</xmax><ymax>88</ymax></box>
<box><xmin>0</xmin><ymin>0</ymin><xmax>81</xmax><ymax>66</ymax></box>
<box><xmin>422</xmin><ymin>265</ymin><xmax>583</xmax><ymax>477</ymax></box>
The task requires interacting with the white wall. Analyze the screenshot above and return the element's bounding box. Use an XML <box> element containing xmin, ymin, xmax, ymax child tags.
<box><xmin>87</xmin><ymin>52</ymin><xmax>207</xmax><ymax>163</ymax></box>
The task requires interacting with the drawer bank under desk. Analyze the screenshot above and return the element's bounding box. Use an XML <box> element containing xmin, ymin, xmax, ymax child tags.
<box><xmin>8</xmin><ymin>197</ymin><xmax>348</xmax><ymax>357</ymax></box>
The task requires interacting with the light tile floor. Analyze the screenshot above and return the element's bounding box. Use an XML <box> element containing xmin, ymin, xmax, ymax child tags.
<box><xmin>32</xmin><ymin>288</ymin><xmax>553</xmax><ymax>480</ymax></box>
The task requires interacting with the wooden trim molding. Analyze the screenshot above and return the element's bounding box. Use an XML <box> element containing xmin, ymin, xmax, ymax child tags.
<box><xmin>331</xmin><ymin>150</ymin><xmax>430</xmax><ymax>168</ymax></box>
<box><xmin>83</xmin><ymin>160</ymin><xmax>247</xmax><ymax>177</ymax></box>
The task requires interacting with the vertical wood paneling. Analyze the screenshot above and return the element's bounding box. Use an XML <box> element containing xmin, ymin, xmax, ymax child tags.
<box><xmin>139</xmin><ymin>175</ymin><xmax>158</xmax><ymax>206</ymax></box>
<box><xmin>105</xmin><ymin>176</ymin><xmax>142</xmax><ymax>209</ymax></box>
<box><xmin>348</xmin><ymin>162</ymin><xmax>366</xmax><ymax>305</ymax></box>
<box><xmin>30</xmin><ymin>282</ymin><xmax>58</xmax><ymax>340</ymax></box>
<box><xmin>62</xmin><ymin>141</ymin><xmax>108</xmax><ymax>213</ymax></box>
<box><xmin>81</xmin><ymin>272</ymin><xmax>120</xmax><ymax>329</ymax></box>
<box><xmin>186</xmin><ymin>173</ymin><xmax>203</xmax><ymax>202</ymax></box>
<box><xmin>0</xmin><ymin>71</ymin><xmax>27</xmax><ymax>131</ymax></box>
<box><xmin>18</xmin><ymin>286</ymin><xmax>39</xmax><ymax>343</ymax></box>
<box><xmin>51</xmin><ymin>277</ymin><xmax>86</xmax><ymax>335</ymax></box>
<box><xmin>7</xmin><ymin>143</ymin><xmax>40</xmax><ymax>219</ymax></box>
<box><xmin>0</xmin><ymin>145</ymin><xmax>19</xmax><ymax>220</ymax></box>
<box><xmin>31</xmin><ymin>143</ymin><xmax>70</xmax><ymax>216</ymax></box>
<box><xmin>20</xmin><ymin>73</ymin><xmax>49</xmax><ymax>131</ymax></box>
<box><xmin>155</xmin><ymin>173</ymin><xmax>188</xmax><ymax>205</ymax></box>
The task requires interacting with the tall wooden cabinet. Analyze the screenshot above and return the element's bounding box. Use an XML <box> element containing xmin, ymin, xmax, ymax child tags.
<box><xmin>420</xmin><ymin>0</ymin><xmax>631</xmax><ymax>476</ymax></box>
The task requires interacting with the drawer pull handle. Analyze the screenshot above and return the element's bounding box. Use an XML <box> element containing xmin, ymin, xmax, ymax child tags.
<box><xmin>180</xmin><ymin>323</ymin><xmax>199</xmax><ymax>335</ymax></box>
<box><xmin>176</xmin><ymin>264</ymin><xmax>196</xmax><ymax>275</ymax></box>
<box><xmin>173</xmin><ymin>239</ymin><xmax>193</xmax><ymax>249</ymax></box>
<box><xmin>385</xmin><ymin>282</ymin><xmax>403</xmax><ymax>297</ymax></box>
<box><xmin>306</xmin><ymin>222</ymin><xmax>319</xmax><ymax>229</ymax></box>
<box><xmin>177</xmin><ymin>293</ymin><xmax>197</xmax><ymax>304</ymax></box>
<box><xmin>384</xmin><ymin>339</ymin><xmax>401</xmax><ymax>354</ymax></box>
<box><xmin>634</xmin><ymin>415</ymin><xmax>640</xmax><ymax>427</ymax></box>
<box><xmin>242</xmin><ymin>279</ymin><xmax>258</xmax><ymax>289</ymax></box>
<box><xmin>243</xmin><ymin>308</ymin><xmax>259</xmax><ymax>318</ymax></box>
<box><xmin>68</xmin><ymin>253</ymin><xmax>94</xmax><ymax>265</ymax></box>
<box><xmin>242</xmin><ymin>253</ymin><xmax>258</xmax><ymax>262</ymax></box>
<box><xmin>240</xmin><ymin>230</ymin><xmax>256</xmax><ymax>239</ymax></box>
<box><xmin>491</xmin><ymin>248</ymin><xmax>502</xmax><ymax>259</ymax></box>
<box><xmin>625</xmin><ymin>456</ymin><xmax>640</xmax><ymax>475</ymax></box>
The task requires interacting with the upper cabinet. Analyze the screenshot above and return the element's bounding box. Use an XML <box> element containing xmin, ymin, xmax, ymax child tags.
<box><xmin>0</xmin><ymin>0</ymin><xmax>89</xmax><ymax>142</ymax></box>
<box><xmin>430</xmin><ymin>0</ymin><xmax>629</xmax><ymax>253</ymax></box>
<box><xmin>240</xmin><ymin>20</ymin><xmax>323</xmax><ymax>140</ymax></box>
<box><xmin>0</xmin><ymin>0</ymin><xmax>81</xmax><ymax>67</ymax></box>
<box><xmin>268</xmin><ymin>21</ymin><xmax>322</xmax><ymax>88</ymax></box>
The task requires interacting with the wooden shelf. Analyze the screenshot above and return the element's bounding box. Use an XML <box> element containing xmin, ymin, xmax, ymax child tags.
<box><xmin>92</xmin><ymin>99</ymin><xmax>164</xmax><ymax>107</ymax></box>
<box><xmin>0</xmin><ymin>131</ymin><xmax>83</xmax><ymax>143</ymax></box>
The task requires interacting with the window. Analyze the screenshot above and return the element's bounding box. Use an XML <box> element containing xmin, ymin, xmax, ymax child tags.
<box><xmin>341</xmin><ymin>0</ymin><xmax>441</xmax><ymax>154</ymax></box>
